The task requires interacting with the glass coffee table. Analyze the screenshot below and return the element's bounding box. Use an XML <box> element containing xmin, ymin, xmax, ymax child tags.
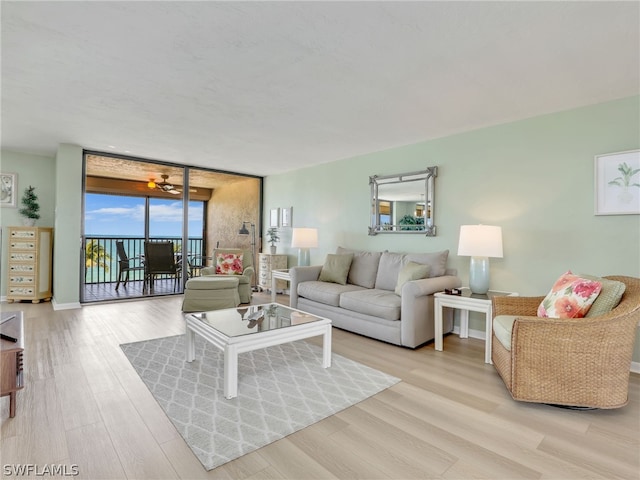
<box><xmin>185</xmin><ymin>303</ymin><xmax>332</xmax><ymax>399</ymax></box>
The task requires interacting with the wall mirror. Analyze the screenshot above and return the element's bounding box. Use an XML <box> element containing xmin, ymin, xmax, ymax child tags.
<box><xmin>369</xmin><ymin>167</ymin><xmax>437</xmax><ymax>236</ymax></box>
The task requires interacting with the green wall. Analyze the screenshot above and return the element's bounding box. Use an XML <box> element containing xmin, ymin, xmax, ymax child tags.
<box><xmin>263</xmin><ymin>96</ymin><xmax>640</xmax><ymax>361</ymax></box>
<box><xmin>0</xmin><ymin>150</ymin><xmax>56</xmax><ymax>298</ymax></box>
<box><xmin>1</xmin><ymin>97</ymin><xmax>639</xmax><ymax>361</ymax></box>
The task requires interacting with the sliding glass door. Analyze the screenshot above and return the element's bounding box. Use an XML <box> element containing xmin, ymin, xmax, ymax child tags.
<box><xmin>82</xmin><ymin>152</ymin><xmax>262</xmax><ymax>304</ymax></box>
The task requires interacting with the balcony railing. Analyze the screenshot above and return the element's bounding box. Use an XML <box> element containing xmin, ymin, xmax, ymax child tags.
<box><xmin>84</xmin><ymin>236</ymin><xmax>204</xmax><ymax>285</ymax></box>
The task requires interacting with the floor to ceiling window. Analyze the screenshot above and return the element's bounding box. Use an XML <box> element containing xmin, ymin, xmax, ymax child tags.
<box><xmin>81</xmin><ymin>152</ymin><xmax>261</xmax><ymax>303</ymax></box>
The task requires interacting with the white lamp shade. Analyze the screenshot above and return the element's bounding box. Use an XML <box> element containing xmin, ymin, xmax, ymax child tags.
<box><xmin>291</xmin><ymin>228</ymin><xmax>318</xmax><ymax>248</ymax></box>
<box><xmin>457</xmin><ymin>225</ymin><xmax>503</xmax><ymax>258</ymax></box>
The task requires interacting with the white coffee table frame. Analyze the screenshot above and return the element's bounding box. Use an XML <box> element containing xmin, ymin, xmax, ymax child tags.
<box><xmin>434</xmin><ymin>289</ymin><xmax>517</xmax><ymax>364</ymax></box>
<box><xmin>185</xmin><ymin>307</ymin><xmax>332</xmax><ymax>399</ymax></box>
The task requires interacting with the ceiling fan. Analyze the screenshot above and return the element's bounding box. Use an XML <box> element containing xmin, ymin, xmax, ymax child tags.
<box><xmin>147</xmin><ymin>174</ymin><xmax>180</xmax><ymax>195</ymax></box>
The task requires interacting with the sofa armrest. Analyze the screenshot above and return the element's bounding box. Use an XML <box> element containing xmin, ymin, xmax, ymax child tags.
<box><xmin>401</xmin><ymin>275</ymin><xmax>462</xmax><ymax>297</ymax></box>
<box><xmin>400</xmin><ymin>275</ymin><xmax>462</xmax><ymax>348</ymax></box>
<box><xmin>289</xmin><ymin>265</ymin><xmax>322</xmax><ymax>308</ymax></box>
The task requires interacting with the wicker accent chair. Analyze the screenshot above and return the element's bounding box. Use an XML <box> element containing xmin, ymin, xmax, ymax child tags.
<box><xmin>491</xmin><ymin>275</ymin><xmax>640</xmax><ymax>409</ymax></box>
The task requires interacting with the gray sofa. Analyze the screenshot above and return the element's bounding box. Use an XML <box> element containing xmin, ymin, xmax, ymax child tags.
<box><xmin>289</xmin><ymin>247</ymin><xmax>461</xmax><ymax>348</ymax></box>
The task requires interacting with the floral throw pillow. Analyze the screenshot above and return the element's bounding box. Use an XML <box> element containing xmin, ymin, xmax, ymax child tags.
<box><xmin>537</xmin><ymin>271</ymin><xmax>602</xmax><ymax>319</ymax></box>
<box><xmin>215</xmin><ymin>253</ymin><xmax>243</xmax><ymax>275</ymax></box>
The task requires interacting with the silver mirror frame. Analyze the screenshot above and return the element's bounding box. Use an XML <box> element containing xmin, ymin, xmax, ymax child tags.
<box><xmin>368</xmin><ymin>167</ymin><xmax>437</xmax><ymax>236</ymax></box>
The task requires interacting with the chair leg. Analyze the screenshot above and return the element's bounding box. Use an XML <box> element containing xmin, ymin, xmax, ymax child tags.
<box><xmin>116</xmin><ymin>270</ymin><xmax>123</xmax><ymax>290</ymax></box>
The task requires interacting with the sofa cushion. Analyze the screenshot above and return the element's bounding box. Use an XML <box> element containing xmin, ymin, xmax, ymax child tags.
<box><xmin>298</xmin><ymin>281</ymin><xmax>364</xmax><ymax>307</ymax></box>
<box><xmin>579</xmin><ymin>274</ymin><xmax>626</xmax><ymax>317</ymax></box>
<box><xmin>405</xmin><ymin>250</ymin><xmax>449</xmax><ymax>278</ymax></box>
<box><xmin>318</xmin><ymin>253</ymin><xmax>354</xmax><ymax>285</ymax></box>
<box><xmin>493</xmin><ymin>315</ymin><xmax>518</xmax><ymax>351</ymax></box>
<box><xmin>537</xmin><ymin>271</ymin><xmax>602</xmax><ymax>319</ymax></box>
<box><xmin>336</xmin><ymin>247</ymin><xmax>382</xmax><ymax>288</ymax></box>
<box><xmin>374</xmin><ymin>252</ymin><xmax>406</xmax><ymax>291</ymax></box>
<box><xmin>395</xmin><ymin>262</ymin><xmax>431</xmax><ymax>295</ymax></box>
<box><xmin>339</xmin><ymin>289</ymin><xmax>401</xmax><ymax>321</ymax></box>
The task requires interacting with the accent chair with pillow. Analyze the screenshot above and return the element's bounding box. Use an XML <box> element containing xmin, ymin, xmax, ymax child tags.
<box><xmin>199</xmin><ymin>248</ymin><xmax>255</xmax><ymax>304</ymax></box>
<box><xmin>491</xmin><ymin>274</ymin><xmax>640</xmax><ymax>409</ymax></box>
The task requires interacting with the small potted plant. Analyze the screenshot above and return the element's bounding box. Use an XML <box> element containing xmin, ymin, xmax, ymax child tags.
<box><xmin>19</xmin><ymin>185</ymin><xmax>40</xmax><ymax>226</ymax></box>
<box><xmin>266</xmin><ymin>227</ymin><xmax>280</xmax><ymax>254</ymax></box>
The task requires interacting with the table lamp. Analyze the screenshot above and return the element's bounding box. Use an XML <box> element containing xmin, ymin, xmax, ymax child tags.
<box><xmin>291</xmin><ymin>228</ymin><xmax>318</xmax><ymax>266</ymax></box>
<box><xmin>457</xmin><ymin>225</ymin><xmax>503</xmax><ymax>294</ymax></box>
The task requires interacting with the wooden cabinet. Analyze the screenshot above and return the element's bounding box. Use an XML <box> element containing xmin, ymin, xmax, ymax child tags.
<box><xmin>7</xmin><ymin>226</ymin><xmax>53</xmax><ymax>303</ymax></box>
<box><xmin>258</xmin><ymin>254</ymin><xmax>287</xmax><ymax>293</ymax></box>
<box><xmin>1</xmin><ymin>311</ymin><xmax>24</xmax><ymax>418</ymax></box>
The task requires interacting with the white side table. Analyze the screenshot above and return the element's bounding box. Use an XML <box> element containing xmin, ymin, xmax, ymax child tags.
<box><xmin>434</xmin><ymin>288</ymin><xmax>517</xmax><ymax>364</ymax></box>
<box><xmin>271</xmin><ymin>269</ymin><xmax>291</xmax><ymax>302</ymax></box>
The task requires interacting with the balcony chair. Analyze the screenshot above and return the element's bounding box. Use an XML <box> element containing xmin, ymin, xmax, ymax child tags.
<box><xmin>143</xmin><ymin>241</ymin><xmax>181</xmax><ymax>294</ymax></box>
<box><xmin>491</xmin><ymin>275</ymin><xmax>640</xmax><ymax>409</ymax></box>
<box><xmin>115</xmin><ymin>241</ymin><xmax>145</xmax><ymax>290</ymax></box>
<box><xmin>198</xmin><ymin>248</ymin><xmax>254</xmax><ymax>304</ymax></box>
<box><xmin>187</xmin><ymin>254</ymin><xmax>208</xmax><ymax>277</ymax></box>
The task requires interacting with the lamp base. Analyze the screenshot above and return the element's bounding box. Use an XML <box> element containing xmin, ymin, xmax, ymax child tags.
<box><xmin>469</xmin><ymin>256</ymin><xmax>490</xmax><ymax>294</ymax></box>
<box><xmin>298</xmin><ymin>248</ymin><xmax>310</xmax><ymax>266</ymax></box>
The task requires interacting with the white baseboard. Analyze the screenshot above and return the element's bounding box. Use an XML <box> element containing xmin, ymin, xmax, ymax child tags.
<box><xmin>52</xmin><ymin>298</ymin><xmax>82</xmax><ymax>310</ymax></box>
<box><xmin>451</xmin><ymin>326</ymin><xmax>639</xmax><ymax>374</ymax></box>
<box><xmin>1</xmin><ymin>296</ymin><xmax>81</xmax><ymax>310</ymax></box>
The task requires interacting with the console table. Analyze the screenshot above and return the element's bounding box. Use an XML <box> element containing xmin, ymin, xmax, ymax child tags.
<box><xmin>1</xmin><ymin>311</ymin><xmax>24</xmax><ymax>418</ymax></box>
<box><xmin>434</xmin><ymin>289</ymin><xmax>517</xmax><ymax>364</ymax></box>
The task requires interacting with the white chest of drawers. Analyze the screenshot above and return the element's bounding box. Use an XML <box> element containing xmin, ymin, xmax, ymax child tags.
<box><xmin>7</xmin><ymin>227</ymin><xmax>53</xmax><ymax>303</ymax></box>
<box><xmin>258</xmin><ymin>253</ymin><xmax>287</xmax><ymax>293</ymax></box>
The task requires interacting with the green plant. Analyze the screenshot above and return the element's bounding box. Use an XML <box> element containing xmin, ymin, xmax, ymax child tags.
<box><xmin>398</xmin><ymin>214</ymin><xmax>424</xmax><ymax>231</ymax></box>
<box><xmin>608</xmin><ymin>162</ymin><xmax>640</xmax><ymax>188</ymax></box>
<box><xmin>19</xmin><ymin>185</ymin><xmax>40</xmax><ymax>219</ymax></box>
<box><xmin>85</xmin><ymin>240</ymin><xmax>111</xmax><ymax>279</ymax></box>
<box><xmin>266</xmin><ymin>227</ymin><xmax>280</xmax><ymax>246</ymax></box>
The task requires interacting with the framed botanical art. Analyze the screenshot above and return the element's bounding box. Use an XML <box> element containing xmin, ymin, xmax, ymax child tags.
<box><xmin>594</xmin><ymin>149</ymin><xmax>640</xmax><ymax>215</ymax></box>
<box><xmin>280</xmin><ymin>207</ymin><xmax>292</xmax><ymax>227</ymax></box>
<box><xmin>0</xmin><ymin>173</ymin><xmax>17</xmax><ymax>207</ymax></box>
<box><xmin>270</xmin><ymin>208</ymin><xmax>280</xmax><ymax>227</ymax></box>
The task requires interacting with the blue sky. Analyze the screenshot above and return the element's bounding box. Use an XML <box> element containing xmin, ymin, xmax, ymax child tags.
<box><xmin>85</xmin><ymin>194</ymin><xmax>204</xmax><ymax>237</ymax></box>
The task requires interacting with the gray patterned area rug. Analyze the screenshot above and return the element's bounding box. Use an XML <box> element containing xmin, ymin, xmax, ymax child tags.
<box><xmin>120</xmin><ymin>335</ymin><xmax>400</xmax><ymax>470</ymax></box>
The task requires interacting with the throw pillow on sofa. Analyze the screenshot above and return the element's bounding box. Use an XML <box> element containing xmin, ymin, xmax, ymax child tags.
<box><xmin>215</xmin><ymin>253</ymin><xmax>243</xmax><ymax>275</ymax></box>
<box><xmin>405</xmin><ymin>250</ymin><xmax>449</xmax><ymax>278</ymax></box>
<box><xmin>395</xmin><ymin>262</ymin><xmax>431</xmax><ymax>295</ymax></box>
<box><xmin>318</xmin><ymin>254</ymin><xmax>354</xmax><ymax>285</ymax></box>
<box><xmin>336</xmin><ymin>247</ymin><xmax>382</xmax><ymax>288</ymax></box>
<box><xmin>537</xmin><ymin>271</ymin><xmax>602</xmax><ymax>319</ymax></box>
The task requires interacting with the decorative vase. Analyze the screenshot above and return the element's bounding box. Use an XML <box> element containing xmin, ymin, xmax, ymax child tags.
<box><xmin>21</xmin><ymin>217</ymin><xmax>36</xmax><ymax>227</ymax></box>
<box><xmin>270</xmin><ymin>245</ymin><xmax>277</xmax><ymax>254</ymax></box>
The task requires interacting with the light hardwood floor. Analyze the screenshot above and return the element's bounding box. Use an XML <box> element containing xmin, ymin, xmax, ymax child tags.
<box><xmin>1</xmin><ymin>294</ymin><xmax>638</xmax><ymax>480</ymax></box>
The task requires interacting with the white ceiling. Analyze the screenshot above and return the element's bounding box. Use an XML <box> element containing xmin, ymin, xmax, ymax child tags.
<box><xmin>2</xmin><ymin>1</ymin><xmax>639</xmax><ymax>177</ymax></box>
